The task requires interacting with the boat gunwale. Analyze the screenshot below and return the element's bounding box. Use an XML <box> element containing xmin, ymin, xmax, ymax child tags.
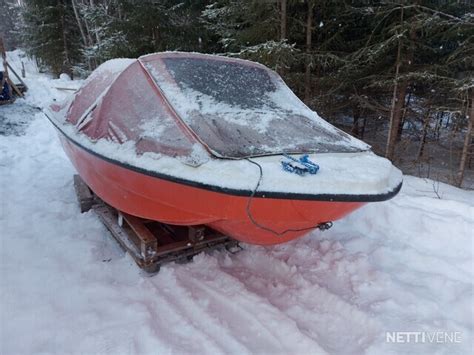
<box><xmin>47</xmin><ymin>114</ymin><xmax>402</xmax><ymax>202</ymax></box>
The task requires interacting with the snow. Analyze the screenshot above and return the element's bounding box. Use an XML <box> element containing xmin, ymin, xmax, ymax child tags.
<box><xmin>5</xmin><ymin>50</ymin><xmax>81</xmax><ymax>108</ymax></box>
<box><xmin>77</xmin><ymin>58</ymin><xmax>134</xmax><ymax>90</ymax></box>
<box><xmin>59</xmin><ymin>73</ymin><xmax>72</xmax><ymax>81</ymax></box>
<box><xmin>50</xmin><ymin>119</ymin><xmax>402</xmax><ymax>196</ymax></box>
<box><xmin>1</xmin><ymin>52</ymin><xmax>473</xmax><ymax>355</ymax></box>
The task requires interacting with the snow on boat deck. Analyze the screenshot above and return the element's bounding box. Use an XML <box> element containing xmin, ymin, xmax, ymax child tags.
<box><xmin>1</xmin><ymin>52</ymin><xmax>473</xmax><ymax>354</ymax></box>
<box><xmin>49</xmin><ymin>53</ymin><xmax>401</xmax><ymax>198</ymax></box>
<box><xmin>53</xmin><ymin>120</ymin><xmax>402</xmax><ymax>197</ymax></box>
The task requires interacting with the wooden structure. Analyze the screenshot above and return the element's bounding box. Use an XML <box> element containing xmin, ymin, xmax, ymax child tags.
<box><xmin>0</xmin><ymin>36</ymin><xmax>27</xmax><ymax>105</ymax></box>
<box><xmin>73</xmin><ymin>175</ymin><xmax>240</xmax><ymax>273</ymax></box>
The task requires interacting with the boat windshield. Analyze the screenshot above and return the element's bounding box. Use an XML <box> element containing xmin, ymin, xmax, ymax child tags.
<box><xmin>142</xmin><ymin>55</ymin><xmax>368</xmax><ymax>158</ymax></box>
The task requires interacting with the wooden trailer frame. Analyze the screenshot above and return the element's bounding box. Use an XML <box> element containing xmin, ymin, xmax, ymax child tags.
<box><xmin>73</xmin><ymin>175</ymin><xmax>240</xmax><ymax>273</ymax></box>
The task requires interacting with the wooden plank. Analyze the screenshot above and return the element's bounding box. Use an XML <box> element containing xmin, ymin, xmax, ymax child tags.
<box><xmin>7</xmin><ymin>78</ymin><xmax>23</xmax><ymax>97</ymax></box>
<box><xmin>93</xmin><ymin>205</ymin><xmax>142</xmax><ymax>262</ymax></box>
<box><xmin>153</xmin><ymin>229</ymin><xmax>176</xmax><ymax>245</ymax></box>
<box><xmin>15</xmin><ymin>84</ymin><xmax>27</xmax><ymax>93</ymax></box>
<box><xmin>146</xmin><ymin>222</ymin><xmax>177</xmax><ymax>244</ymax></box>
<box><xmin>0</xmin><ymin>99</ymin><xmax>14</xmax><ymax>106</ymax></box>
<box><xmin>54</xmin><ymin>87</ymin><xmax>78</xmax><ymax>92</ymax></box>
<box><xmin>153</xmin><ymin>233</ymin><xmax>229</xmax><ymax>257</ymax></box>
<box><xmin>121</xmin><ymin>213</ymin><xmax>158</xmax><ymax>259</ymax></box>
<box><xmin>93</xmin><ymin>205</ymin><xmax>162</xmax><ymax>273</ymax></box>
<box><xmin>154</xmin><ymin>240</ymin><xmax>192</xmax><ymax>256</ymax></box>
<box><xmin>188</xmin><ymin>226</ymin><xmax>206</xmax><ymax>243</ymax></box>
<box><xmin>73</xmin><ymin>174</ymin><xmax>95</xmax><ymax>212</ymax></box>
<box><xmin>7</xmin><ymin>62</ymin><xmax>27</xmax><ymax>89</ymax></box>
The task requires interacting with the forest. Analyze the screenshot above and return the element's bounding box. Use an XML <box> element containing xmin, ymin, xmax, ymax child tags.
<box><xmin>1</xmin><ymin>0</ymin><xmax>473</xmax><ymax>187</ymax></box>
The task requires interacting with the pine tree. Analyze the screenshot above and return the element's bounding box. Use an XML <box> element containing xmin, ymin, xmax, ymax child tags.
<box><xmin>0</xmin><ymin>1</ymin><xmax>21</xmax><ymax>49</ymax></box>
<box><xmin>310</xmin><ymin>1</ymin><xmax>473</xmax><ymax>161</ymax></box>
<box><xmin>76</xmin><ymin>0</ymin><xmax>215</xmax><ymax>72</ymax></box>
<box><xmin>202</xmin><ymin>0</ymin><xmax>299</xmax><ymax>73</ymax></box>
<box><xmin>21</xmin><ymin>0</ymin><xmax>82</xmax><ymax>77</ymax></box>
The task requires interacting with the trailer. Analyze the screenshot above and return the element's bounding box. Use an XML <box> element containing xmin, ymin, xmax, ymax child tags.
<box><xmin>73</xmin><ymin>175</ymin><xmax>240</xmax><ymax>273</ymax></box>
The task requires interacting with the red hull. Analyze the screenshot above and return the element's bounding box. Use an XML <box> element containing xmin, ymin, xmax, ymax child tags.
<box><xmin>59</xmin><ymin>135</ymin><xmax>365</xmax><ymax>245</ymax></box>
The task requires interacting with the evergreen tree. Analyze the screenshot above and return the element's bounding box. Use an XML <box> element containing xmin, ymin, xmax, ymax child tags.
<box><xmin>21</xmin><ymin>0</ymin><xmax>82</xmax><ymax>77</ymax></box>
<box><xmin>0</xmin><ymin>0</ymin><xmax>21</xmax><ymax>49</ymax></box>
<box><xmin>308</xmin><ymin>1</ymin><xmax>473</xmax><ymax>160</ymax></box>
<box><xmin>202</xmin><ymin>0</ymin><xmax>299</xmax><ymax>72</ymax></box>
<box><xmin>76</xmin><ymin>0</ymin><xmax>216</xmax><ymax>71</ymax></box>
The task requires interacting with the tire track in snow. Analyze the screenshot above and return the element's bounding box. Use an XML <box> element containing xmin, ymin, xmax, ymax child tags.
<box><xmin>173</xmin><ymin>259</ymin><xmax>326</xmax><ymax>354</ymax></box>
<box><xmin>77</xmin><ymin>319</ymin><xmax>154</xmax><ymax>355</ymax></box>
<box><xmin>176</xmin><ymin>272</ymin><xmax>290</xmax><ymax>351</ymax></box>
<box><xmin>147</xmin><ymin>268</ymin><xmax>251</xmax><ymax>354</ymax></box>
<box><xmin>139</xmin><ymin>275</ymin><xmax>227</xmax><ymax>354</ymax></box>
<box><xmin>215</xmin><ymin>248</ymin><xmax>381</xmax><ymax>354</ymax></box>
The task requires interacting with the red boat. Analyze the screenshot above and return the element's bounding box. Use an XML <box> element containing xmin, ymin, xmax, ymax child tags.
<box><xmin>48</xmin><ymin>52</ymin><xmax>402</xmax><ymax>245</ymax></box>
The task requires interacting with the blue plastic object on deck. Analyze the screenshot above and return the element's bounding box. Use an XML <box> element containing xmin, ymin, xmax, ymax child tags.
<box><xmin>281</xmin><ymin>154</ymin><xmax>319</xmax><ymax>176</ymax></box>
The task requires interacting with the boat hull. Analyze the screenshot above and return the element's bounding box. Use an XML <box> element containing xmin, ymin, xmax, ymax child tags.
<box><xmin>59</xmin><ymin>134</ymin><xmax>366</xmax><ymax>245</ymax></box>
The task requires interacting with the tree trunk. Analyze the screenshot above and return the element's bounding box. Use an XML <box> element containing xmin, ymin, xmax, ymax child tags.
<box><xmin>385</xmin><ymin>3</ymin><xmax>406</xmax><ymax>161</ymax></box>
<box><xmin>81</xmin><ymin>14</ymin><xmax>97</xmax><ymax>68</ymax></box>
<box><xmin>386</xmin><ymin>80</ymin><xmax>408</xmax><ymax>161</ymax></box>
<box><xmin>456</xmin><ymin>91</ymin><xmax>473</xmax><ymax>187</ymax></box>
<box><xmin>59</xmin><ymin>0</ymin><xmax>72</xmax><ymax>78</ymax></box>
<box><xmin>396</xmin><ymin>8</ymin><xmax>416</xmax><ymax>143</ymax></box>
<box><xmin>416</xmin><ymin>105</ymin><xmax>432</xmax><ymax>161</ymax></box>
<box><xmin>351</xmin><ymin>106</ymin><xmax>361</xmax><ymax>137</ymax></box>
<box><xmin>71</xmin><ymin>0</ymin><xmax>87</xmax><ymax>48</ymax></box>
<box><xmin>304</xmin><ymin>1</ymin><xmax>314</xmax><ymax>103</ymax></box>
<box><xmin>71</xmin><ymin>0</ymin><xmax>91</xmax><ymax>71</ymax></box>
<box><xmin>280</xmin><ymin>0</ymin><xmax>287</xmax><ymax>40</ymax></box>
<box><xmin>434</xmin><ymin>114</ymin><xmax>442</xmax><ymax>140</ymax></box>
<box><xmin>88</xmin><ymin>0</ymin><xmax>101</xmax><ymax>48</ymax></box>
<box><xmin>397</xmin><ymin>90</ymin><xmax>412</xmax><ymax>141</ymax></box>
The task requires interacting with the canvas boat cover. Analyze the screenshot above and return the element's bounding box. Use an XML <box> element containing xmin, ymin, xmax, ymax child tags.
<box><xmin>62</xmin><ymin>52</ymin><xmax>369</xmax><ymax>162</ymax></box>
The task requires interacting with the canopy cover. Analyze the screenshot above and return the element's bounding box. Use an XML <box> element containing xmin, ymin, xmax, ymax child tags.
<box><xmin>64</xmin><ymin>52</ymin><xmax>369</xmax><ymax>162</ymax></box>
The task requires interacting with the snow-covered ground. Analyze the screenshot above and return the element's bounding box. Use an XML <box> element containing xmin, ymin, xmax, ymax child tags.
<box><xmin>1</xmin><ymin>52</ymin><xmax>473</xmax><ymax>355</ymax></box>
